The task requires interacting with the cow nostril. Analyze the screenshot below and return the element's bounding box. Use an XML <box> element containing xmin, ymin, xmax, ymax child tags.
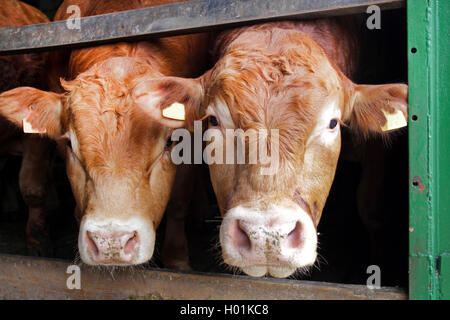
<box><xmin>233</xmin><ymin>220</ymin><xmax>251</xmax><ymax>252</ymax></box>
<box><xmin>86</xmin><ymin>231</ymin><xmax>99</xmax><ymax>257</ymax></box>
<box><xmin>287</xmin><ymin>221</ymin><xmax>303</xmax><ymax>248</ymax></box>
<box><xmin>124</xmin><ymin>232</ymin><xmax>138</xmax><ymax>255</ymax></box>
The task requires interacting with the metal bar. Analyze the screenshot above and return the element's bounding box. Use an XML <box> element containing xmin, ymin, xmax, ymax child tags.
<box><xmin>407</xmin><ymin>0</ymin><xmax>434</xmax><ymax>300</ymax></box>
<box><xmin>408</xmin><ymin>0</ymin><xmax>450</xmax><ymax>300</ymax></box>
<box><xmin>0</xmin><ymin>254</ymin><xmax>407</xmax><ymax>300</ymax></box>
<box><xmin>0</xmin><ymin>0</ymin><xmax>405</xmax><ymax>55</ymax></box>
<box><xmin>435</xmin><ymin>0</ymin><xmax>450</xmax><ymax>301</ymax></box>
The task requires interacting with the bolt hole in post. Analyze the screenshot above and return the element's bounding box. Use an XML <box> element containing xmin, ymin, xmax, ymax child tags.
<box><xmin>412</xmin><ymin>176</ymin><xmax>426</xmax><ymax>194</ymax></box>
<box><xmin>411</xmin><ymin>47</ymin><xmax>417</xmax><ymax>54</ymax></box>
<box><xmin>412</xmin><ymin>115</ymin><xmax>418</xmax><ymax>121</ymax></box>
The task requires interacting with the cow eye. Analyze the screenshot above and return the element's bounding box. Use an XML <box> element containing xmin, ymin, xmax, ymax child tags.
<box><xmin>165</xmin><ymin>137</ymin><xmax>173</xmax><ymax>148</ymax></box>
<box><xmin>329</xmin><ymin>119</ymin><xmax>338</xmax><ymax>129</ymax></box>
<box><xmin>209</xmin><ymin>116</ymin><xmax>219</xmax><ymax>126</ymax></box>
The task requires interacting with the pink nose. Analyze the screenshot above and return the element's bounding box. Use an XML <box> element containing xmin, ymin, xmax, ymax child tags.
<box><xmin>228</xmin><ymin>218</ymin><xmax>304</xmax><ymax>262</ymax></box>
<box><xmin>85</xmin><ymin>230</ymin><xmax>139</xmax><ymax>264</ymax></box>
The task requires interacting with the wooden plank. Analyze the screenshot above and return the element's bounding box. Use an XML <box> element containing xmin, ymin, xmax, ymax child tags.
<box><xmin>0</xmin><ymin>254</ymin><xmax>407</xmax><ymax>300</ymax></box>
<box><xmin>0</xmin><ymin>0</ymin><xmax>405</xmax><ymax>55</ymax></box>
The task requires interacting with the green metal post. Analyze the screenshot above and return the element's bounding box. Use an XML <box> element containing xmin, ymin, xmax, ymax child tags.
<box><xmin>408</xmin><ymin>0</ymin><xmax>450</xmax><ymax>300</ymax></box>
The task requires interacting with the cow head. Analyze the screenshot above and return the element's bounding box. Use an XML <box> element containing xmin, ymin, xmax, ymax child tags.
<box><xmin>136</xmin><ymin>29</ymin><xmax>408</xmax><ymax>278</ymax></box>
<box><xmin>0</xmin><ymin>58</ymin><xmax>185</xmax><ymax>266</ymax></box>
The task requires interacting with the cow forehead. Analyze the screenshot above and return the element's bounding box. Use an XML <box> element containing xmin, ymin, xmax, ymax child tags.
<box><xmin>65</xmin><ymin>82</ymin><xmax>165</xmax><ymax>170</ymax></box>
<box><xmin>209</xmin><ymin>26</ymin><xmax>343</xmax><ymax>113</ymax></box>
<box><xmin>209</xmin><ymin>69</ymin><xmax>339</xmax><ymax>130</ymax></box>
<box><xmin>209</xmin><ymin>47</ymin><xmax>342</xmax><ymax>128</ymax></box>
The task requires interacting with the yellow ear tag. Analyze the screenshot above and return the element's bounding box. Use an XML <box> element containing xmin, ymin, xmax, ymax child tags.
<box><xmin>162</xmin><ymin>102</ymin><xmax>185</xmax><ymax>121</ymax></box>
<box><xmin>23</xmin><ymin>118</ymin><xmax>47</xmax><ymax>134</ymax></box>
<box><xmin>381</xmin><ymin>109</ymin><xmax>407</xmax><ymax>132</ymax></box>
<box><xmin>23</xmin><ymin>106</ymin><xmax>46</xmax><ymax>134</ymax></box>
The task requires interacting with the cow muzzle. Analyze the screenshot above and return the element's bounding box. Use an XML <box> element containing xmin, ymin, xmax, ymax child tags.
<box><xmin>78</xmin><ymin>217</ymin><xmax>155</xmax><ymax>266</ymax></box>
<box><xmin>220</xmin><ymin>205</ymin><xmax>317</xmax><ymax>278</ymax></box>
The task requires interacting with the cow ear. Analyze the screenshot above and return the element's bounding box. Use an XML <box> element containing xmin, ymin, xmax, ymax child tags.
<box><xmin>345</xmin><ymin>83</ymin><xmax>408</xmax><ymax>136</ymax></box>
<box><xmin>0</xmin><ymin>87</ymin><xmax>64</xmax><ymax>138</ymax></box>
<box><xmin>132</xmin><ymin>74</ymin><xmax>208</xmax><ymax>130</ymax></box>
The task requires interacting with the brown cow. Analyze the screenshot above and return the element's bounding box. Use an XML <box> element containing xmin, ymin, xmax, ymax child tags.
<box><xmin>138</xmin><ymin>18</ymin><xmax>408</xmax><ymax>277</ymax></box>
<box><xmin>0</xmin><ymin>0</ymin><xmax>56</xmax><ymax>256</ymax></box>
<box><xmin>0</xmin><ymin>0</ymin><xmax>210</xmax><ymax>266</ymax></box>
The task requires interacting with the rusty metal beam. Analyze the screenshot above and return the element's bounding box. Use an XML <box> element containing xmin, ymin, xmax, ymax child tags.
<box><xmin>0</xmin><ymin>254</ymin><xmax>406</xmax><ymax>300</ymax></box>
<box><xmin>0</xmin><ymin>0</ymin><xmax>405</xmax><ymax>55</ymax></box>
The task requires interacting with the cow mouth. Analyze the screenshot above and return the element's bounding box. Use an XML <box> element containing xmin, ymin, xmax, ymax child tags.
<box><xmin>223</xmin><ymin>252</ymin><xmax>315</xmax><ymax>278</ymax></box>
<box><xmin>240</xmin><ymin>265</ymin><xmax>298</xmax><ymax>278</ymax></box>
<box><xmin>222</xmin><ymin>250</ymin><xmax>317</xmax><ymax>278</ymax></box>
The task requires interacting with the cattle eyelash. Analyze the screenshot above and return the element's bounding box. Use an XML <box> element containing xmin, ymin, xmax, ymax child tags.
<box><xmin>337</xmin><ymin>119</ymin><xmax>348</xmax><ymax>128</ymax></box>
